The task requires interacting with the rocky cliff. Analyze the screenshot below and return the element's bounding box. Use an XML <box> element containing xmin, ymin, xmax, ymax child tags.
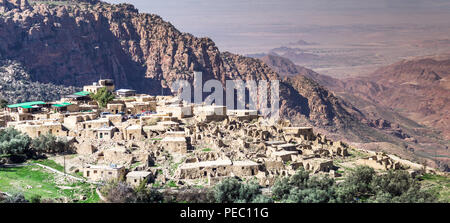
<box><xmin>0</xmin><ymin>59</ymin><xmax>80</xmax><ymax>103</ymax></box>
<box><xmin>0</xmin><ymin>0</ymin><xmax>363</xmax><ymax>132</ymax></box>
<box><xmin>339</xmin><ymin>56</ymin><xmax>450</xmax><ymax>140</ymax></box>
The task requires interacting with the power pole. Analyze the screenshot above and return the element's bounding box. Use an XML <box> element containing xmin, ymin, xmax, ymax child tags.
<box><xmin>63</xmin><ymin>153</ymin><xmax>66</xmax><ymax>177</ymax></box>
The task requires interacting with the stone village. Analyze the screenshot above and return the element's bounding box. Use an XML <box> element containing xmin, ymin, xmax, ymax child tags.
<box><xmin>0</xmin><ymin>76</ymin><xmax>425</xmax><ymax>189</ymax></box>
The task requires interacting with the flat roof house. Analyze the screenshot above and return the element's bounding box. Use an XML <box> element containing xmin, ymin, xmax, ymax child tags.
<box><xmin>97</xmin><ymin>126</ymin><xmax>117</xmax><ymax>140</ymax></box>
<box><xmin>7</xmin><ymin>101</ymin><xmax>46</xmax><ymax>114</ymax></box>
<box><xmin>126</xmin><ymin>171</ymin><xmax>152</xmax><ymax>187</ymax></box>
<box><xmin>83</xmin><ymin>79</ymin><xmax>115</xmax><ymax>94</ymax></box>
<box><xmin>161</xmin><ymin>136</ymin><xmax>188</xmax><ymax>154</ymax></box>
<box><xmin>83</xmin><ymin>164</ymin><xmax>125</xmax><ymax>182</ymax></box>
<box><xmin>116</xmin><ymin>89</ymin><xmax>136</xmax><ymax>98</ymax></box>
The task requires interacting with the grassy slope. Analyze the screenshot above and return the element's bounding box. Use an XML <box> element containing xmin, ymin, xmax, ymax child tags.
<box><xmin>0</xmin><ymin>162</ymin><xmax>99</xmax><ymax>203</ymax></box>
<box><xmin>420</xmin><ymin>174</ymin><xmax>450</xmax><ymax>203</ymax></box>
<box><xmin>29</xmin><ymin>159</ymin><xmax>64</xmax><ymax>172</ymax></box>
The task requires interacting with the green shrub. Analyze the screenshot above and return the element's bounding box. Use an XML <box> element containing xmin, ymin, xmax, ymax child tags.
<box><xmin>0</xmin><ymin>127</ymin><xmax>32</xmax><ymax>161</ymax></box>
<box><xmin>213</xmin><ymin>178</ymin><xmax>272</xmax><ymax>203</ymax></box>
<box><xmin>272</xmin><ymin>168</ymin><xmax>336</xmax><ymax>203</ymax></box>
<box><xmin>272</xmin><ymin>166</ymin><xmax>437</xmax><ymax>203</ymax></box>
<box><xmin>0</xmin><ymin>99</ymin><xmax>8</xmax><ymax>109</ymax></box>
<box><xmin>31</xmin><ymin>134</ymin><xmax>71</xmax><ymax>154</ymax></box>
<box><xmin>90</xmin><ymin>87</ymin><xmax>115</xmax><ymax>108</ymax></box>
<box><xmin>1</xmin><ymin>192</ymin><xmax>29</xmax><ymax>203</ymax></box>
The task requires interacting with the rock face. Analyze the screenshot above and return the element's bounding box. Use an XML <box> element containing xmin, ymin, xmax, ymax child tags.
<box><xmin>260</xmin><ymin>54</ymin><xmax>341</xmax><ymax>88</ymax></box>
<box><xmin>0</xmin><ymin>0</ymin><xmax>362</xmax><ymax>131</ymax></box>
<box><xmin>339</xmin><ymin>57</ymin><xmax>450</xmax><ymax>140</ymax></box>
<box><xmin>0</xmin><ymin>59</ymin><xmax>80</xmax><ymax>103</ymax></box>
<box><xmin>0</xmin><ymin>0</ymin><xmax>31</xmax><ymax>12</ymax></box>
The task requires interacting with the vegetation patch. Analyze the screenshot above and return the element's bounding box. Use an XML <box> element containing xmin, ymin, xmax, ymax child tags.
<box><xmin>130</xmin><ymin>162</ymin><xmax>142</xmax><ymax>170</ymax></box>
<box><xmin>166</xmin><ymin>180</ymin><xmax>178</xmax><ymax>188</ymax></box>
<box><xmin>420</xmin><ymin>174</ymin><xmax>450</xmax><ymax>202</ymax></box>
<box><xmin>0</xmin><ymin>165</ymin><xmax>99</xmax><ymax>203</ymax></box>
<box><xmin>29</xmin><ymin>159</ymin><xmax>64</xmax><ymax>172</ymax></box>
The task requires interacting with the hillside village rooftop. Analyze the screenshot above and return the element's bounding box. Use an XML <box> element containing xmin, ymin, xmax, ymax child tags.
<box><xmin>7</xmin><ymin>101</ymin><xmax>46</xmax><ymax>108</ymax></box>
<box><xmin>180</xmin><ymin>159</ymin><xmax>233</xmax><ymax>169</ymax></box>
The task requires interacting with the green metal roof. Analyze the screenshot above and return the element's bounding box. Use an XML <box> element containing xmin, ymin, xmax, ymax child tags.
<box><xmin>7</xmin><ymin>101</ymin><xmax>46</xmax><ymax>108</ymax></box>
<box><xmin>73</xmin><ymin>91</ymin><xmax>90</xmax><ymax>96</ymax></box>
<box><xmin>21</xmin><ymin>105</ymin><xmax>34</xmax><ymax>109</ymax></box>
<box><xmin>52</xmin><ymin>102</ymin><xmax>72</xmax><ymax>107</ymax></box>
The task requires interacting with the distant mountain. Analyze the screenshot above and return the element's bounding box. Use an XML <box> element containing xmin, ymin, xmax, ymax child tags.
<box><xmin>259</xmin><ymin>54</ymin><xmax>340</xmax><ymax>88</ymax></box>
<box><xmin>260</xmin><ymin>54</ymin><xmax>450</xmax><ymax>170</ymax></box>
<box><xmin>269</xmin><ymin>47</ymin><xmax>320</xmax><ymax>63</ymax></box>
<box><xmin>287</xmin><ymin>39</ymin><xmax>318</xmax><ymax>46</ymax></box>
<box><xmin>339</xmin><ymin>57</ymin><xmax>450</xmax><ymax>140</ymax></box>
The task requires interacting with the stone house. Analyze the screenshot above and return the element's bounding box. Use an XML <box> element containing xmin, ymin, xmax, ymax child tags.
<box><xmin>232</xmin><ymin>161</ymin><xmax>260</xmax><ymax>177</ymax></box>
<box><xmin>51</xmin><ymin>102</ymin><xmax>79</xmax><ymax>113</ymax></box>
<box><xmin>356</xmin><ymin>152</ymin><xmax>401</xmax><ymax>170</ymax></box>
<box><xmin>156</xmin><ymin>104</ymin><xmax>193</xmax><ymax>119</ymax></box>
<box><xmin>63</xmin><ymin>114</ymin><xmax>97</xmax><ymax>130</ymax></box>
<box><xmin>276</xmin><ymin>143</ymin><xmax>298</xmax><ymax>151</ymax></box>
<box><xmin>126</xmin><ymin>102</ymin><xmax>154</xmax><ymax>114</ymax></box>
<box><xmin>126</xmin><ymin>171</ymin><xmax>152</xmax><ymax>187</ymax></box>
<box><xmin>135</xmin><ymin>95</ymin><xmax>156</xmax><ymax>103</ymax></box>
<box><xmin>303</xmin><ymin>158</ymin><xmax>334</xmax><ymax>173</ymax></box>
<box><xmin>6</xmin><ymin>101</ymin><xmax>46</xmax><ymax>114</ymax></box>
<box><xmin>61</xmin><ymin>92</ymin><xmax>90</xmax><ymax>103</ymax></box>
<box><xmin>107</xmin><ymin>103</ymin><xmax>126</xmax><ymax>114</ymax></box>
<box><xmin>10</xmin><ymin>113</ymin><xmax>33</xmax><ymax>121</ymax></box>
<box><xmin>157</xmin><ymin>121</ymin><xmax>180</xmax><ymax>130</ymax></box>
<box><xmin>161</xmin><ymin>136</ymin><xmax>188</xmax><ymax>154</ymax></box>
<box><xmin>10</xmin><ymin>121</ymin><xmax>68</xmax><ymax>138</ymax></box>
<box><xmin>178</xmin><ymin>159</ymin><xmax>259</xmax><ymax>180</ymax></box>
<box><xmin>125</xmin><ymin>125</ymin><xmax>143</xmax><ymax>140</ymax></box>
<box><xmin>83</xmin><ymin>79</ymin><xmax>115</xmax><ymax>94</ymax></box>
<box><xmin>83</xmin><ymin>164</ymin><xmax>125</xmax><ymax>182</ymax></box>
<box><xmin>116</xmin><ymin>89</ymin><xmax>137</xmax><ymax>98</ymax></box>
<box><xmin>227</xmin><ymin>109</ymin><xmax>258</xmax><ymax>121</ymax></box>
<box><xmin>103</xmin><ymin>147</ymin><xmax>133</xmax><ymax>165</ymax></box>
<box><xmin>97</xmin><ymin>126</ymin><xmax>117</xmax><ymax>140</ymax></box>
<box><xmin>76</xmin><ymin>142</ymin><xmax>96</xmax><ymax>155</ymax></box>
<box><xmin>104</xmin><ymin>114</ymin><xmax>123</xmax><ymax>126</ymax></box>
<box><xmin>165</xmin><ymin>131</ymin><xmax>186</xmax><ymax>138</ymax></box>
<box><xmin>140</xmin><ymin>113</ymin><xmax>178</xmax><ymax>125</ymax></box>
<box><xmin>79</xmin><ymin>119</ymin><xmax>110</xmax><ymax>130</ymax></box>
<box><xmin>193</xmin><ymin>105</ymin><xmax>227</xmax><ymax>122</ymax></box>
<box><xmin>270</xmin><ymin>151</ymin><xmax>299</xmax><ymax>162</ymax></box>
<box><xmin>283</xmin><ymin>127</ymin><xmax>315</xmax><ymax>140</ymax></box>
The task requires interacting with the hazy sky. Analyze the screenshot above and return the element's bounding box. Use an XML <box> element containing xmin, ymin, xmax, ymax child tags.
<box><xmin>104</xmin><ymin>0</ymin><xmax>450</xmax><ymax>53</ymax></box>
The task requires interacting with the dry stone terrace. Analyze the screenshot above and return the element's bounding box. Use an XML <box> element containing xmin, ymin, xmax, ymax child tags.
<box><xmin>0</xmin><ymin>78</ymin><xmax>420</xmax><ymax>188</ymax></box>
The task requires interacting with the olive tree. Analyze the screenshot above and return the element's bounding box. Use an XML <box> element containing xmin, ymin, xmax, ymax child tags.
<box><xmin>31</xmin><ymin>134</ymin><xmax>71</xmax><ymax>154</ymax></box>
<box><xmin>0</xmin><ymin>127</ymin><xmax>32</xmax><ymax>162</ymax></box>
<box><xmin>90</xmin><ymin>87</ymin><xmax>115</xmax><ymax>108</ymax></box>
